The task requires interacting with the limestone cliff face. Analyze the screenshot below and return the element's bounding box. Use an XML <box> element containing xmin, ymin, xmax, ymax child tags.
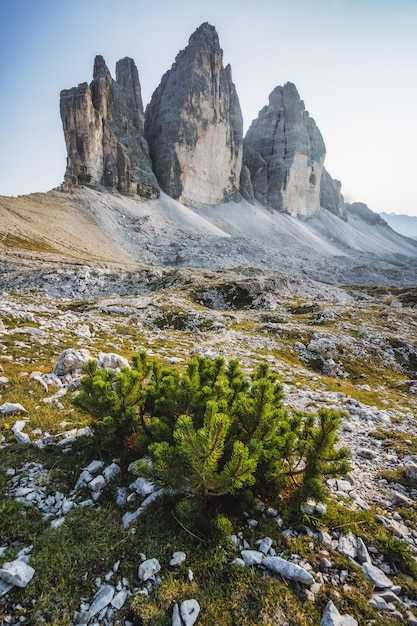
<box><xmin>145</xmin><ymin>23</ymin><xmax>243</xmax><ymax>206</ymax></box>
<box><xmin>243</xmin><ymin>83</ymin><xmax>325</xmax><ymax>217</ymax></box>
<box><xmin>320</xmin><ymin>168</ymin><xmax>347</xmax><ymax>220</ymax></box>
<box><xmin>60</xmin><ymin>56</ymin><xmax>159</xmax><ymax>198</ymax></box>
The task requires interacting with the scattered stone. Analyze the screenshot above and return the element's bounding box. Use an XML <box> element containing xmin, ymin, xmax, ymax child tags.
<box><xmin>89</xmin><ymin>475</ymin><xmax>106</xmax><ymax>492</ymax></box>
<box><xmin>262</xmin><ymin>556</ymin><xmax>315</xmax><ymax>585</ymax></box>
<box><xmin>53</xmin><ymin>348</ymin><xmax>91</xmax><ymax>377</ymax></box>
<box><xmin>173</xmin><ymin>599</ymin><xmax>200</xmax><ymax>626</ymax></box>
<box><xmin>337</xmin><ymin>533</ymin><xmax>357</xmax><ymax>560</ymax></box>
<box><xmin>122</xmin><ymin>489</ymin><xmax>165</xmax><ymax>528</ymax></box>
<box><xmin>241</xmin><ymin>550</ymin><xmax>264</xmax><ymax>567</ymax></box>
<box><xmin>257</xmin><ymin>537</ymin><xmax>273</xmax><ymax>555</ymax></box>
<box><xmin>362</xmin><ymin>562</ymin><xmax>394</xmax><ymax>589</ymax></box>
<box><xmin>84</xmin><ymin>460</ymin><xmax>104</xmax><ymax>474</ymax></box>
<box><xmin>356</xmin><ymin>447</ymin><xmax>377</xmax><ymax>459</ymax></box>
<box><xmin>1</xmin><ymin>403</ymin><xmax>28</xmax><ymax>415</ymax></box>
<box><xmin>12</xmin><ymin>421</ymin><xmax>30</xmax><ymax>444</ymax></box>
<box><xmin>403</xmin><ymin>456</ymin><xmax>417</xmax><ymax>482</ymax></box>
<box><xmin>138</xmin><ymin>558</ymin><xmax>161</xmax><ymax>582</ymax></box>
<box><xmin>355</xmin><ymin>537</ymin><xmax>371</xmax><ymax>564</ymax></box>
<box><xmin>320</xmin><ymin>600</ymin><xmax>358</xmax><ymax>625</ymax></box>
<box><xmin>0</xmin><ymin>560</ymin><xmax>35</xmax><ymax>588</ymax></box>
<box><xmin>88</xmin><ymin>584</ymin><xmax>115</xmax><ymax>619</ymax></box>
<box><xmin>170</xmin><ymin>552</ymin><xmax>186</xmax><ymax>567</ymax></box>
<box><xmin>111</xmin><ymin>589</ymin><xmax>128</xmax><ymax>610</ymax></box>
<box><xmin>103</xmin><ymin>462</ymin><xmax>121</xmax><ymax>483</ymax></box>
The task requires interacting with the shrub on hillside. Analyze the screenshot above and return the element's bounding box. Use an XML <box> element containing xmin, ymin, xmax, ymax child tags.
<box><xmin>74</xmin><ymin>352</ymin><xmax>350</xmax><ymax>514</ymax></box>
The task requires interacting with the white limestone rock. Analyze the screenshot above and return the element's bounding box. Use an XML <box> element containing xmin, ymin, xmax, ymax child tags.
<box><xmin>53</xmin><ymin>348</ymin><xmax>91</xmax><ymax>377</ymax></box>
<box><xmin>262</xmin><ymin>556</ymin><xmax>315</xmax><ymax>585</ymax></box>
<box><xmin>244</xmin><ymin>82</ymin><xmax>325</xmax><ymax>217</ymax></box>
<box><xmin>174</xmin><ymin>599</ymin><xmax>200</xmax><ymax>626</ymax></box>
<box><xmin>1</xmin><ymin>403</ymin><xmax>28</xmax><ymax>415</ymax></box>
<box><xmin>362</xmin><ymin>562</ymin><xmax>394</xmax><ymax>589</ymax></box>
<box><xmin>98</xmin><ymin>352</ymin><xmax>130</xmax><ymax>370</ymax></box>
<box><xmin>240</xmin><ymin>550</ymin><xmax>264</xmax><ymax>567</ymax></box>
<box><xmin>138</xmin><ymin>558</ymin><xmax>161</xmax><ymax>582</ymax></box>
<box><xmin>145</xmin><ymin>23</ymin><xmax>243</xmax><ymax>207</ymax></box>
<box><xmin>403</xmin><ymin>456</ymin><xmax>417</xmax><ymax>481</ymax></box>
<box><xmin>320</xmin><ymin>600</ymin><xmax>358</xmax><ymax>625</ymax></box>
<box><xmin>88</xmin><ymin>584</ymin><xmax>115</xmax><ymax>619</ymax></box>
<box><xmin>170</xmin><ymin>551</ymin><xmax>187</xmax><ymax>567</ymax></box>
<box><xmin>0</xmin><ymin>559</ymin><xmax>35</xmax><ymax>588</ymax></box>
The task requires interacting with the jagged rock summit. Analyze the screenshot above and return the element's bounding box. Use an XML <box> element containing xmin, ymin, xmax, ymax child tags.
<box><xmin>57</xmin><ymin>20</ymin><xmax>407</xmax><ymax>246</ymax></box>
<box><xmin>145</xmin><ymin>22</ymin><xmax>243</xmax><ymax>206</ymax></box>
<box><xmin>60</xmin><ymin>55</ymin><xmax>159</xmax><ymax>198</ymax></box>
<box><xmin>243</xmin><ymin>83</ymin><xmax>326</xmax><ymax>217</ymax></box>
<box><xmin>59</xmin><ymin>23</ymin><xmax>344</xmax><ymax>217</ymax></box>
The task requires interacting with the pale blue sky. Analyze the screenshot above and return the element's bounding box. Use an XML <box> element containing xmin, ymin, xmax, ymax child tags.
<box><xmin>0</xmin><ymin>0</ymin><xmax>416</xmax><ymax>215</ymax></box>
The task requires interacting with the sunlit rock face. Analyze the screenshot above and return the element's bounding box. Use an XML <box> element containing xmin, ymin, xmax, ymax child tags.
<box><xmin>145</xmin><ymin>23</ymin><xmax>243</xmax><ymax>207</ymax></box>
<box><xmin>243</xmin><ymin>83</ymin><xmax>325</xmax><ymax>217</ymax></box>
<box><xmin>320</xmin><ymin>168</ymin><xmax>347</xmax><ymax>220</ymax></box>
<box><xmin>60</xmin><ymin>55</ymin><xmax>159</xmax><ymax>198</ymax></box>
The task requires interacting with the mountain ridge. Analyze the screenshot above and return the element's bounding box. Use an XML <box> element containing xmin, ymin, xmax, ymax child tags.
<box><xmin>1</xmin><ymin>22</ymin><xmax>416</xmax><ymax>286</ymax></box>
<box><xmin>1</xmin><ymin>187</ymin><xmax>416</xmax><ymax>286</ymax></box>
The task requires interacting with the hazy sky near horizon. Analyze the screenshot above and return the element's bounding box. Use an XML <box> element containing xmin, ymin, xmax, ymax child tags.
<box><xmin>1</xmin><ymin>0</ymin><xmax>416</xmax><ymax>215</ymax></box>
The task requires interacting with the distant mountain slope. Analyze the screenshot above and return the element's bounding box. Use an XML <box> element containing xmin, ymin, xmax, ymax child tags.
<box><xmin>380</xmin><ymin>212</ymin><xmax>417</xmax><ymax>240</ymax></box>
<box><xmin>1</xmin><ymin>187</ymin><xmax>417</xmax><ymax>285</ymax></box>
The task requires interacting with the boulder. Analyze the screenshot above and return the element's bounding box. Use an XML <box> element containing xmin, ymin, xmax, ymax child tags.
<box><xmin>243</xmin><ymin>82</ymin><xmax>325</xmax><ymax>217</ymax></box>
<box><xmin>403</xmin><ymin>455</ymin><xmax>417</xmax><ymax>481</ymax></box>
<box><xmin>53</xmin><ymin>348</ymin><xmax>91</xmax><ymax>377</ymax></box>
<box><xmin>145</xmin><ymin>22</ymin><xmax>243</xmax><ymax>206</ymax></box>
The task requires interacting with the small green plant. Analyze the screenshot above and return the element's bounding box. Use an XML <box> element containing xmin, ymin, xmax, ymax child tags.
<box><xmin>74</xmin><ymin>352</ymin><xmax>350</xmax><ymax>520</ymax></box>
<box><xmin>73</xmin><ymin>352</ymin><xmax>155</xmax><ymax>452</ymax></box>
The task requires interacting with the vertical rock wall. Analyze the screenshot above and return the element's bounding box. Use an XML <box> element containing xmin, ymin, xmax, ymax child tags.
<box><xmin>243</xmin><ymin>83</ymin><xmax>326</xmax><ymax>217</ymax></box>
<box><xmin>145</xmin><ymin>23</ymin><xmax>243</xmax><ymax>206</ymax></box>
<box><xmin>320</xmin><ymin>168</ymin><xmax>347</xmax><ymax>220</ymax></box>
<box><xmin>60</xmin><ymin>56</ymin><xmax>159</xmax><ymax>198</ymax></box>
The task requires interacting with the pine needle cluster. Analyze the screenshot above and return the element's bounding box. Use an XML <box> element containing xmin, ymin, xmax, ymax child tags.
<box><xmin>74</xmin><ymin>353</ymin><xmax>350</xmax><ymax>513</ymax></box>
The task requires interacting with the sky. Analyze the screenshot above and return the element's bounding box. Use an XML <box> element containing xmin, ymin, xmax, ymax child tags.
<box><xmin>0</xmin><ymin>0</ymin><xmax>416</xmax><ymax>216</ymax></box>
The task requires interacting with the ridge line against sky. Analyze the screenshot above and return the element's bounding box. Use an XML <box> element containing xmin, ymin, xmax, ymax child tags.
<box><xmin>0</xmin><ymin>0</ymin><xmax>416</xmax><ymax>216</ymax></box>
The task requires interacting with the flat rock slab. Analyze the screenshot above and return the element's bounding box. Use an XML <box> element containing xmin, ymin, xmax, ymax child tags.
<box><xmin>262</xmin><ymin>556</ymin><xmax>314</xmax><ymax>585</ymax></box>
<box><xmin>362</xmin><ymin>562</ymin><xmax>393</xmax><ymax>589</ymax></box>
<box><xmin>88</xmin><ymin>584</ymin><xmax>115</xmax><ymax>618</ymax></box>
<box><xmin>0</xmin><ymin>560</ymin><xmax>35</xmax><ymax>587</ymax></box>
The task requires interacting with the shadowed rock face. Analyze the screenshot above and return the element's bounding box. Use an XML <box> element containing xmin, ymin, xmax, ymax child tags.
<box><xmin>243</xmin><ymin>83</ymin><xmax>326</xmax><ymax>217</ymax></box>
<box><xmin>60</xmin><ymin>56</ymin><xmax>159</xmax><ymax>198</ymax></box>
<box><xmin>320</xmin><ymin>167</ymin><xmax>347</xmax><ymax>220</ymax></box>
<box><xmin>145</xmin><ymin>23</ymin><xmax>243</xmax><ymax>207</ymax></box>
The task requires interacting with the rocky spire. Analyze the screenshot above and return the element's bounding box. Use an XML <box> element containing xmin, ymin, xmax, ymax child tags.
<box><xmin>320</xmin><ymin>167</ymin><xmax>347</xmax><ymax>220</ymax></box>
<box><xmin>145</xmin><ymin>23</ymin><xmax>243</xmax><ymax>206</ymax></box>
<box><xmin>243</xmin><ymin>83</ymin><xmax>326</xmax><ymax>217</ymax></box>
<box><xmin>60</xmin><ymin>56</ymin><xmax>159</xmax><ymax>198</ymax></box>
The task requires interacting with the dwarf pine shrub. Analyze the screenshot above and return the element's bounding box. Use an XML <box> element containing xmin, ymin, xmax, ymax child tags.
<box><xmin>74</xmin><ymin>352</ymin><xmax>350</xmax><ymax>513</ymax></box>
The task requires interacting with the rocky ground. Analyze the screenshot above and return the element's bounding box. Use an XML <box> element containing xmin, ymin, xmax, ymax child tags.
<box><xmin>0</xmin><ymin>262</ymin><xmax>417</xmax><ymax>624</ymax></box>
